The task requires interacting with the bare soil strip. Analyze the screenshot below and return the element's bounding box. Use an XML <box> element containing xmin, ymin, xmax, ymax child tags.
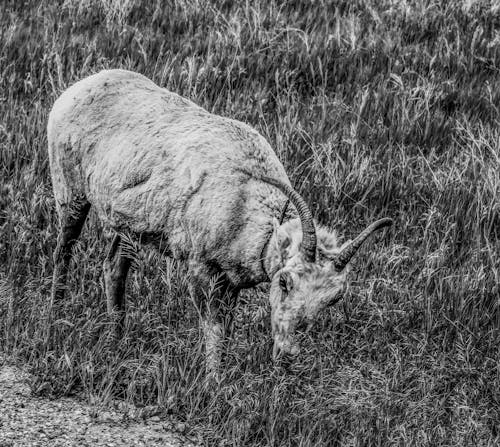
<box><xmin>0</xmin><ymin>357</ymin><xmax>195</xmax><ymax>447</ymax></box>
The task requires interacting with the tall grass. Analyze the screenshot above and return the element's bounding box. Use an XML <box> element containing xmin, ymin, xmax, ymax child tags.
<box><xmin>1</xmin><ymin>0</ymin><xmax>500</xmax><ymax>445</ymax></box>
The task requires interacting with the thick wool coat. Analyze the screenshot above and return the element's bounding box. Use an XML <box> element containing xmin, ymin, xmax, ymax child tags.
<box><xmin>47</xmin><ymin>69</ymin><xmax>290</xmax><ymax>287</ymax></box>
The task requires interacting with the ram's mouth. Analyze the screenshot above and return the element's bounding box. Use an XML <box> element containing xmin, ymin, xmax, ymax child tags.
<box><xmin>272</xmin><ymin>336</ymin><xmax>300</xmax><ymax>360</ymax></box>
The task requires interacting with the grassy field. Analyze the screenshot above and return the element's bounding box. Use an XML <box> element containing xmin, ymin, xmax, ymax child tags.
<box><xmin>1</xmin><ymin>0</ymin><xmax>500</xmax><ymax>445</ymax></box>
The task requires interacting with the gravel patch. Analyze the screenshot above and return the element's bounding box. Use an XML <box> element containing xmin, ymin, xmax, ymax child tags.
<box><xmin>0</xmin><ymin>357</ymin><xmax>196</xmax><ymax>447</ymax></box>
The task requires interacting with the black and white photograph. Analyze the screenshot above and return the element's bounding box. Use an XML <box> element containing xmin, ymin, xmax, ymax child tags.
<box><xmin>1</xmin><ymin>0</ymin><xmax>500</xmax><ymax>445</ymax></box>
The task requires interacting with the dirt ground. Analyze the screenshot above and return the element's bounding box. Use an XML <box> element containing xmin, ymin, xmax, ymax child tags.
<box><xmin>0</xmin><ymin>356</ymin><xmax>197</xmax><ymax>447</ymax></box>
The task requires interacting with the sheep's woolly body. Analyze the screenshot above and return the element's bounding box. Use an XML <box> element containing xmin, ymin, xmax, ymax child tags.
<box><xmin>48</xmin><ymin>69</ymin><xmax>291</xmax><ymax>287</ymax></box>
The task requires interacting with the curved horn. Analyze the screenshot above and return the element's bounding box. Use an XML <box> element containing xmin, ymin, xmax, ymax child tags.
<box><xmin>279</xmin><ymin>199</ymin><xmax>290</xmax><ymax>225</ymax></box>
<box><xmin>333</xmin><ymin>218</ymin><xmax>393</xmax><ymax>270</ymax></box>
<box><xmin>253</xmin><ymin>175</ymin><xmax>317</xmax><ymax>262</ymax></box>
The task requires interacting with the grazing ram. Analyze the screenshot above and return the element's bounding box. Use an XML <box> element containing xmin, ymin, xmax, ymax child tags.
<box><xmin>47</xmin><ymin>69</ymin><xmax>391</xmax><ymax>373</ymax></box>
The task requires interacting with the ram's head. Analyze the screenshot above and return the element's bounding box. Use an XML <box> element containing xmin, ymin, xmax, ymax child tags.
<box><xmin>262</xmin><ymin>179</ymin><xmax>392</xmax><ymax>359</ymax></box>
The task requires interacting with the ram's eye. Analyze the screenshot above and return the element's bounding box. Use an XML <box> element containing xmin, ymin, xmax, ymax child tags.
<box><xmin>279</xmin><ymin>272</ymin><xmax>292</xmax><ymax>293</ymax></box>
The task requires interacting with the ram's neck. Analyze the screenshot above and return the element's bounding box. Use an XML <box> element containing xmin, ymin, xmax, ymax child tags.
<box><xmin>261</xmin><ymin>231</ymin><xmax>280</xmax><ymax>281</ymax></box>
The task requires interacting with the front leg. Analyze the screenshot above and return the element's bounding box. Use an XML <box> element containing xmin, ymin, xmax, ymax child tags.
<box><xmin>201</xmin><ymin>316</ymin><xmax>224</xmax><ymax>380</ymax></box>
<box><xmin>188</xmin><ymin>262</ymin><xmax>239</xmax><ymax>380</ymax></box>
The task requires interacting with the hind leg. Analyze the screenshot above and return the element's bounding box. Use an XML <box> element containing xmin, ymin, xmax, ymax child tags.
<box><xmin>51</xmin><ymin>197</ymin><xmax>90</xmax><ymax>303</ymax></box>
<box><xmin>103</xmin><ymin>233</ymin><xmax>131</xmax><ymax>329</ymax></box>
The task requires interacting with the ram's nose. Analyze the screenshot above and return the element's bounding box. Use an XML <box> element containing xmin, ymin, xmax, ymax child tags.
<box><xmin>272</xmin><ymin>339</ymin><xmax>300</xmax><ymax>361</ymax></box>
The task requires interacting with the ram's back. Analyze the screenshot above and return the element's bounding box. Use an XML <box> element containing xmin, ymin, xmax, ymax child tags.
<box><xmin>48</xmin><ymin>69</ymin><xmax>289</xmax><ymax>285</ymax></box>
